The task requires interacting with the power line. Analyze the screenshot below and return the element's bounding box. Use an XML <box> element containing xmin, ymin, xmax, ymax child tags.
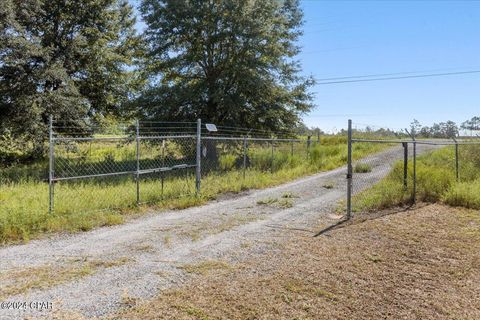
<box><xmin>315</xmin><ymin>70</ymin><xmax>480</xmax><ymax>85</ymax></box>
<box><xmin>315</xmin><ymin>67</ymin><xmax>480</xmax><ymax>82</ymax></box>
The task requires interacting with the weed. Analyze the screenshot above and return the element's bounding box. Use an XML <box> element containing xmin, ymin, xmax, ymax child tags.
<box><xmin>174</xmin><ymin>304</ymin><xmax>210</xmax><ymax>320</ymax></box>
<box><xmin>121</xmin><ymin>288</ymin><xmax>138</xmax><ymax>308</ymax></box>
<box><xmin>257</xmin><ymin>197</ymin><xmax>293</xmax><ymax>208</ymax></box>
<box><xmin>323</xmin><ymin>182</ymin><xmax>335</xmax><ymax>189</ymax></box>
<box><xmin>281</xmin><ymin>192</ymin><xmax>298</xmax><ymax>198</ymax></box>
<box><xmin>277</xmin><ymin>199</ymin><xmax>294</xmax><ymax>208</ymax></box>
<box><xmin>180</xmin><ymin>260</ymin><xmax>232</xmax><ymax>275</ymax></box>
<box><xmin>163</xmin><ymin>234</ymin><xmax>172</xmax><ymax>247</ymax></box>
<box><xmin>257</xmin><ymin>197</ymin><xmax>278</xmax><ymax>206</ymax></box>
<box><xmin>354</xmin><ymin>163</ymin><xmax>372</xmax><ymax>173</ymax></box>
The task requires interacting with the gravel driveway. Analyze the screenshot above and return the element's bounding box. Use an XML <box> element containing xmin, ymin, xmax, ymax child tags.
<box><xmin>0</xmin><ymin>145</ymin><xmax>435</xmax><ymax>319</ymax></box>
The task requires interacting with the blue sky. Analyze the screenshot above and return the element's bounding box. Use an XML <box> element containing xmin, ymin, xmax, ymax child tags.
<box><xmin>130</xmin><ymin>0</ymin><xmax>479</xmax><ymax>132</ymax></box>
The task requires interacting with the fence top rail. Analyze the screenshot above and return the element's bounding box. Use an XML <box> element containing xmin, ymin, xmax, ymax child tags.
<box><xmin>53</xmin><ymin>136</ymin><xmax>133</xmax><ymax>142</ymax></box>
<box><xmin>352</xmin><ymin>138</ymin><xmax>480</xmax><ymax>145</ymax></box>
<box><xmin>139</xmin><ymin>135</ymin><xmax>196</xmax><ymax>140</ymax></box>
<box><xmin>202</xmin><ymin>136</ymin><xmax>302</xmax><ymax>142</ymax></box>
<box><xmin>53</xmin><ymin>134</ymin><xmax>198</xmax><ymax>141</ymax></box>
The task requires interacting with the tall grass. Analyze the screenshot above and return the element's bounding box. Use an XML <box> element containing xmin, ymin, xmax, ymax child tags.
<box><xmin>0</xmin><ymin>136</ymin><xmax>387</xmax><ymax>244</ymax></box>
<box><xmin>354</xmin><ymin>144</ymin><xmax>480</xmax><ymax>212</ymax></box>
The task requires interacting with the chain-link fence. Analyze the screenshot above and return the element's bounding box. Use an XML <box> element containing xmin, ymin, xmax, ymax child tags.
<box><xmin>346</xmin><ymin>120</ymin><xmax>480</xmax><ymax>217</ymax></box>
<box><xmin>48</xmin><ymin>118</ymin><xmax>316</xmax><ymax>215</ymax></box>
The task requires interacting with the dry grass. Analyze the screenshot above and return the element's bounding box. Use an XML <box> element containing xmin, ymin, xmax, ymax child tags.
<box><xmin>114</xmin><ymin>204</ymin><xmax>480</xmax><ymax>319</ymax></box>
<box><xmin>180</xmin><ymin>260</ymin><xmax>233</xmax><ymax>276</ymax></box>
<box><xmin>0</xmin><ymin>257</ymin><xmax>131</xmax><ymax>299</ymax></box>
<box><xmin>257</xmin><ymin>197</ymin><xmax>294</xmax><ymax>209</ymax></box>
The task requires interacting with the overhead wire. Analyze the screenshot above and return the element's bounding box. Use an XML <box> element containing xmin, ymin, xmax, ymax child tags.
<box><xmin>315</xmin><ymin>70</ymin><xmax>480</xmax><ymax>85</ymax></box>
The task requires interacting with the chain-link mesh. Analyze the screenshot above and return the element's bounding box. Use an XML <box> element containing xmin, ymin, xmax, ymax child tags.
<box><xmin>49</xmin><ymin>120</ymin><xmax>313</xmax><ymax>215</ymax></box>
<box><xmin>199</xmin><ymin>138</ymin><xmax>309</xmax><ymax>176</ymax></box>
<box><xmin>50</xmin><ymin>121</ymin><xmax>199</xmax><ymax>215</ymax></box>
<box><xmin>347</xmin><ymin>121</ymin><xmax>480</xmax><ymax>215</ymax></box>
<box><xmin>351</xmin><ymin>141</ymin><xmax>416</xmax><ymax>213</ymax></box>
<box><xmin>139</xmin><ymin>136</ymin><xmax>197</xmax><ymax>204</ymax></box>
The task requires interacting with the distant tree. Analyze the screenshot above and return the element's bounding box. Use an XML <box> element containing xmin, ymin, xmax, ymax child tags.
<box><xmin>410</xmin><ymin>119</ymin><xmax>422</xmax><ymax>136</ymax></box>
<box><xmin>419</xmin><ymin>121</ymin><xmax>458</xmax><ymax>139</ymax></box>
<box><xmin>461</xmin><ymin>116</ymin><xmax>480</xmax><ymax>133</ymax></box>
<box><xmin>430</xmin><ymin>123</ymin><xmax>442</xmax><ymax>138</ymax></box>
<box><xmin>138</xmin><ymin>0</ymin><xmax>314</xmax><ymax>133</ymax></box>
<box><xmin>419</xmin><ymin>126</ymin><xmax>432</xmax><ymax>138</ymax></box>
<box><xmin>441</xmin><ymin>120</ymin><xmax>459</xmax><ymax>138</ymax></box>
<box><xmin>0</xmin><ymin>0</ymin><xmax>143</xmax><ymax>158</ymax></box>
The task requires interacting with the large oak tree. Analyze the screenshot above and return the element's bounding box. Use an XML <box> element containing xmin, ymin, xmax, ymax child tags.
<box><xmin>138</xmin><ymin>0</ymin><xmax>314</xmax><ymax>133</ymax></box>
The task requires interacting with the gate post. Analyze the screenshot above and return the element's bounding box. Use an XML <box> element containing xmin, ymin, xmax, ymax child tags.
<box><xmin>48</xmin><ymin>115</ymin><xmax>55</xmax><ymax>214</ymax></box>
<box><xmin>405</xmin><ymin>128</ymin><xmax>416</xmax><ymax>203</ymax></box>
<box><xmin>196</xmin><ymin>119</ymin><xmax>202</xmax><ymax>194</ymax></box>
<box><xmin>453</xmin><ymin>138</ymin><xmax>459</xmax><ymax>181</ymax></box>
<box><xmin>413</xmin><ymin>141</ymin><xmax>417</xmax><ymax>203</ymax></box>
<box><xmin>243</xmin><ymin>136</ymin><xmax>247</xmax><ymax>179</ymax></box>
<box><xmin>307</xmin><ymin>135</ymin><xmax>311</xmax><ymax>158</ymax></box>
<box><xmin>271</xmin><ymin>139</ymin><xmax>274</xmax><ymax>173</ymax></box>
<box><xmin>136</xmin><ymin>120</ymin><xmax>140</xmax><ymax>204</ymax></box>
<box><xmin>403</xmin><ymin>142</ymin><xmax>408</xmax><ymax>190</ymax></box>
<box><xmin>346</xmin><ymin>119</ymin><xmax>353</xmax><ymax>219</ymax></box>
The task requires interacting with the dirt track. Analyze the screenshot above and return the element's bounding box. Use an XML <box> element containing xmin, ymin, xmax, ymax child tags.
<box><xmin>0</xmin><ymin>145</ymin><xmax>435</xmax><ymax>319</ymax></box>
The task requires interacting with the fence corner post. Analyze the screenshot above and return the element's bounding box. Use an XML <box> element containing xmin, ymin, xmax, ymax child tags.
<box><xmin>413</xmin><ymin>140</ymin><xmax>417</xmax><ymax>204</ymax></box>
<box><xmin>307</xmin><ymin>135</ymin><xmax>311</xmax><ymax>158</ymax></box>
<box><xmin>453</xmin><ymin>137</ymin><xmax>459</xmax><ymax>182</ymax></box>
<box><xmin>48</xmin><ymin>115</ymin><xmax>54</xmax><ymax>214</ymax></box>
<box><xmin>346</xmin><ymin>119</ymin><xmax>353</xmax><ymax>219</ymax></box>
<box><xmin>135</xmin><ymin>119</ymin><xmax>140</xmax><ymax>205</ymax></box>
<box><xmin>402</xmin><ymin>142</ymin><xmax>408</xmax><ymax>190</ymax></box>
<box><xmin>405</xmin><ymin>128</ymin><xmax>416</xmax><ymax>204</ymax></box>
<box><xmin>270</xmin><ymin>136</ymin><xmax>274</xmax><ymax>173</ymax></box>
<box><xmin>196</xmin><ymin>119</ymin><xmax>202</xmax><ymax>194</ymax></box>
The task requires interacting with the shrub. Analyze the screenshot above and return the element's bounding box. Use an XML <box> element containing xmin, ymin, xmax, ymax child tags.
<box><xmin>219</xmin><ymin>154</ymin><xmax>237</xmax><ymax>171</ymax></box>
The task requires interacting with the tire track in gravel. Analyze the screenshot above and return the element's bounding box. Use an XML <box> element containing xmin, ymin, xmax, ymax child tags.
<box><xmin>0</xmin><ymin>145</ymin><xmax>437</xmax><ymax>319</ymax></box>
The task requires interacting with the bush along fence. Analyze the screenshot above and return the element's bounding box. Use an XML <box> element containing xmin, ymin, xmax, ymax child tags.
<box><xmin>346</xmin><ymin>119</ymin><xmax>480</xmax><ymax>217</ymax></box>
<box><xmin>47</xmin><ymin>117</ymin><xmax>317</xmax><ymax>215</ymax></box>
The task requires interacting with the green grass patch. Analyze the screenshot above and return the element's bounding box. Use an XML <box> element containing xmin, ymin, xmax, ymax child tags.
<box><xmin>443</xmin><ymin>179</ymin><xmax>480</xmax><ymax>209</ymax></box>
<box><xmin>354</xmin><ymin>144</ymin><xmax>480</xmax><ymax>212</ymax></box>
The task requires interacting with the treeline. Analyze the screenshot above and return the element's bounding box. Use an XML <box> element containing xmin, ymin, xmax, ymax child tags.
<box><xmin>337</xmin><ymin>116</ymin><xmax>480</xmax><ymax>140</ymax></box>
<box><xmin>411</xmin><ymin>117</ymin><xmax>480</xmax><ymax>139</ymax></box>
<box><xmin>0</xmin><ymin>0</ymin><xmax>313</xmax><ymax>163</ymax></box>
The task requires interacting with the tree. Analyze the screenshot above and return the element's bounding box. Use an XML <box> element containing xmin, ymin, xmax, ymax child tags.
<box><xmin>442</xmin><ymin>120</ymin><xmax>458</xmax><ymax>138</ymax></box>
<box><xmin>0</xmin><ymin>0</ymin><xmax>143</xmax><ymax>158</ymax></box>
<box><xmin>419</xmin><ymin>126</ymin><xmax>432</xmax><ymax>138</ymax></box>
<box><xmin>461</xmin><ymin>116</ymin><xmax>480</xmax><ymax>134</ymax></box>
<box><xmin>410</xmin><ymin>119</ymin><xmax>422</xmax><ymax>136</ymax></box>
<box><xmin>138</xmin><ymin>0</ymin><xmax>314</xmax><ymax>134</ymax></box>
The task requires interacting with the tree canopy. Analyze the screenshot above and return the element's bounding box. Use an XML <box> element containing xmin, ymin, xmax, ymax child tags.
<box><xmin>461</xmin><ymin>116</ymin><xmax>480</xmax><ymax>132</ymax></box>
<box><xmin>0</xmin><ymin>0</ymin><xmax>142</xmax><ymax>155</ymax></box>
<box><xmin>137</xmin><ymin>0</ymin><xmax>314</xmax><ymax>133</ymax></box>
